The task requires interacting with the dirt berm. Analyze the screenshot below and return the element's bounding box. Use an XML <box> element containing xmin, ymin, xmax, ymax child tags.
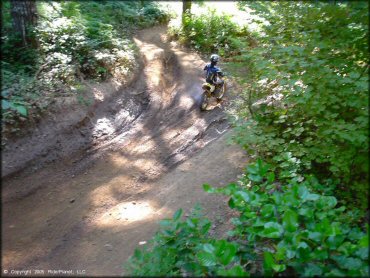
<box><xmin>2</xmin><ymin>25</ymin><xmax>248</xmax><ymax>276</ymax></box>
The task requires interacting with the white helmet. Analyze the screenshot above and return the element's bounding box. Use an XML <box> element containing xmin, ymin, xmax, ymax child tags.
<box><xmin>210</xmin><ymin>54</ymin><xmax>219</xmax><ymax>63</ymax></box>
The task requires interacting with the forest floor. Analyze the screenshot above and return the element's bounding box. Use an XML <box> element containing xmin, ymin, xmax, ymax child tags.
<box><xmin>2</xmin><ymin>25</ymin><xmax>248</xmax><ymax>276</ymax></box>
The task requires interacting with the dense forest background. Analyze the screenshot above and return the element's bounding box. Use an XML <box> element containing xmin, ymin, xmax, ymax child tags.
<box><xmin>1</xmin><ymin>1</ymin><xmax>369</xmax><ymax>277</ymax></box>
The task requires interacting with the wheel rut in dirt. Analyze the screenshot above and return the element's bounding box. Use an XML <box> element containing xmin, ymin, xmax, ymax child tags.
<box><xmin>2</xmin><ymin>25</ymin><xmax>248</xmax><ymax>276</ymax></box>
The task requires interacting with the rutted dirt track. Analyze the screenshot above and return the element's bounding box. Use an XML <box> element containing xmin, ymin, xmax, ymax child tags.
<box><xmin>2</xmin><ymin>26</ymin><xmax>248</xmax><ymax>276</ymax></box>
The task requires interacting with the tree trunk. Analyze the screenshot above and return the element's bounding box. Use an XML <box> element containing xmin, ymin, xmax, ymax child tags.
<box><xmin>182</xmin><ymin>0</ymin><xmax>192</xmax><ymax>26</ymax></box>
<box><xmin>10</xmin><ymin>0</ymin><xmax>38</xmax><ymax>47</ymax></box>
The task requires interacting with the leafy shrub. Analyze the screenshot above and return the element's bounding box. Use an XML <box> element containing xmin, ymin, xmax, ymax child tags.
<box><xmin>1</xmin><ymin>61</ymin><xmax>53</xmax><ymax>135</ymax></box>
<box><xmin>168</xmin><ymin>8</ymin><xmax>250</xmax><ymax>56</ymax></box>
<box><xmin>228</xmin><ymin>1</ymin><xmax>369</xmax><ymax>208</ymax></box>
<box><xmin>36</xmin><ymin>1</ymin><xmax>139</xmax><ymax>82</ymax></box>
<box><xmin>205</xmin><ymin>159</ymin><xmax>368</xmax><ymax>277</ymax></box>
<box><xmin>125</xmin><ymin>202</ymin><xmax>249</xmax><ymax>277</ymax></box>
<box><xmin>126</xmin><ymin>160</ymin><xmax>368</xmax><ymax>277</ymax></box>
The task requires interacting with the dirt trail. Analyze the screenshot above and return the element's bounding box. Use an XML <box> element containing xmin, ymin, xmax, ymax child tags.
<box><xmin>2</xmin><ymin>25</ymin><xmax>248</xmax><ymax>276</ymax></box>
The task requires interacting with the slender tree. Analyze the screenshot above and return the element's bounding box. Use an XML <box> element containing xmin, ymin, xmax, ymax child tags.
<box><xmin>10</xmin><ymin>0</ymin><xmax>38</xmax><ymax>47</ymax></box>
<box><xmin>182</xmin><ymin>0</ymin><xmax>192</xmax><ymax>26</ymax></box>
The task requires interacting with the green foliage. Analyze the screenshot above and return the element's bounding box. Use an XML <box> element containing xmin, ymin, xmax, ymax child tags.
<box><xmin>208</xmin><ymin>160</ymin><xmax>368</xmax><ymax>276</ymax></box>
<box><xmin>169</xmin><ymin>8</ymin><xmax>250</xmax><ymax>56</ymax></box>
<box><xmin>126</xmin><ymin>160</ymin><xmax>368</xmax><ymax>276</ymax></box>
<box><xmin>228</xmin><ymin>1</ymin><xmax>369</xmax><ymax>209</ymax></box>
<box><xmin>125</xmin><ymin>205</ymin><xmax>248</xmax><ymax>276</ymax></box>
<box><xmin>1</xmin><ymin>61</ymin><xmax>52</xmax><ymax>134</ymax></box>
<box><xmin>1</xmin><ymin>0</ymin><xmax>170</xmax><ymax>135</ymax></box>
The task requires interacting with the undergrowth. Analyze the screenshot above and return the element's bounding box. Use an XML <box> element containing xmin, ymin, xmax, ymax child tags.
<box><xmin>168</xmin><ymin>8</ymin><xmax>252</xmax><ymax>57</ymax></box>
<box><xmin>126</xmin><ymin>160</ymin><xmax>368</xmax><ymax>277</ymax></box>
<box><xmin>228</xmin><ymin>1</ymin><xmax>369</xmax><ymax>210</ymax></box>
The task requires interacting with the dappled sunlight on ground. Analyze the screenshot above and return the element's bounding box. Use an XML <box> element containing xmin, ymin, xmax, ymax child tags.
<box><xmin>92</xmin><ymin>117</ymin><xmax>115</xmax><ymax>138</ymax></box>
<box><xmin>133</xmin><ymin>38</ymin><xmax>165</xmax><ymax>61</ymax></box>
<box><xmin>133</xmin><ymin>37</ymin><xmax>166</xmax><ymax>90</ymax></box>
<box><xmin>93</xmin><ymin>87</ymin><xmax>105</xmax><ymax>101</ymax></box>
<box><xmin>131</xmin><ymin>140</ymin><xmax>157</xmax><ymax>154</ymax></box>
<box><xmin>178</xmin><ymin>93</ymin><xmax>196</xmax><ymax>109</ymax></box>
<box><xmin>92</xmin><ymin>201</ymin><xmax>161</xmax><ymax>227</ymax></box>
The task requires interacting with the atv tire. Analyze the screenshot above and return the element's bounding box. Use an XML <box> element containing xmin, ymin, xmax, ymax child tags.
<box><xmin>200</xmin><ymin>93</ymin><xmax>209</xmax><ymax>111</ymax></box>
<box><xmin>216</xmin><ymin>81</ymin><xmax>226</xmax><ymax>101</ymax></box>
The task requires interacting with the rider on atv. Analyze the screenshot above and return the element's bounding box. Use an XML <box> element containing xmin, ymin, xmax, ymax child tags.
<box><xmin>204</xmin><ymin>54</ymin><xmax>224</xmax><ymax>89</ymax></box>
<box><xmin>200</xmin><ymin>54</ymin><xmax>226</xmax><ymax>110</ymax></box>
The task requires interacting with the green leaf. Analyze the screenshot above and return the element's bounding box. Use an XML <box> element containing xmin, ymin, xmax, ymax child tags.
<box><xmin>267</xmin><ymin>172</ymin><xmax>275</xmax><ymax>183</ymax></box>
<box><xmin>202</xmin><ymin>243</ymin><xmax>215</xmax><ymax>254</ymax></box>
<box><xmin>217</xmin><ymin>265</ymin><xmax>249</xmax><ymax>277</ymax></box>
<box><xmin>355</xmin><ymin>248</ymin><xmax>368</xmax><ymax>260</ymax></box>
<box><xmin>308</xmin><ymin>231</ymin><xmax>322</xmax><ymax>242</ymax></box>
<box><xmin>263</xmin><ymin>251</ymin><xmax>286</xmax><ymax>274</ymax></box>
<box><xmin>228</xmin><ymin>197</ymin><xmax>236</xmax><ymax>209</ymax></box>
<box><xmin>201</xmin><ymin>222</ymin><xmax>211</xmax><ymax>234</ymax></box>
<box><xmin>303</xmin><ymin>263</ymin><xmax>323</xmax><ymax>276</ymax></box>
<box><xmin>317</xmin><ymin>196</ymin><xmax>337</xmax><ymax>210</ymax></box>
<box><xmin>159</xmin><ymin>219</ymin><xmax>172</xmax><ymax>227</ymax></box>
<box><xmin>261</xmin><ymin>204</ymin><xmax>274</xmax><ymax>218</ymax></box>
<box><xmin>306</xmin><ymin>193</ymin><xmax>320</xmax><ymax>201</ymax></box>
<box><xmin>330</xmin><ymin>222</ymin><xmax>342</xmax><ymax>236</ymax></box>
<box><xmin>133</xmin><ymin>248</ymin><xmax>143</xmax><ymax>260</ymax></box>
<box><xmin>282</xmin><ymin>192</ymin><xmax>299</xmax><ymax>207</ymax></box>
<box><xmin>298</xmin><ymin>241</ymin><xmax>309</xmax><ymax>249</ymax></box>
<box><xmin>173</xmin><ymin>209</ymin><xmax>183</xmax><ymax>221</ymax></box>
<box><xmin>297</xmin><ymin>242</ymin><xmax>311</xmax><ymax>260</ymax></box>
<box><xmin>214</xmin><ymin>240</ymin><xmax>237</xmax><ymax>266</ymax></box>
<box><xmin>248</xmin><ymin>173</ymin><xmax>263</xmax><ymax>182</ymax></box>
<box><xmin>252</xmin><ymin>217</ymin><xmax>266</xmax><ymax>227</ymax></box>
<box><xmin>263</xmin><ymin>251</ymin><xmax>274</xmax><ymax>275</ymax></box>
<box><xmin>312</xmin><ymin>248</ymin><xmax>329</xmax><ymax>260</ymax></box>
<box><xmin>2</xmin><ymin>99</ymin><xmax>11</xmax><ymax>110</ymax></box>
<box><xmin>332</xmin><ymin>256</ymin><xmax>363</xmax><ymax>270</ymax></box>
<box><xmin>327</xmin><ymin>235</ymin><xmax>345</xmax><ymax>249</ymax></box>
<box><xmin>259</xmin><ymin>222</ymin><xmax>283</xmax><ymax>238</ymax></box>
<box><xmin>14</xmin><ymin>104</ymin><xmax>28</xmax><ymax>116</ymax></box>
<box><xmin>298</xmin><ymin>185</ymin><xmax>319</xmax><ymax>201</ymax></box>
<box><xmin>326</xmin><ymin>268</ymin><xmax>346</xmax><ymax>277</ymax></box>
<box><xmin>272</xmin><ymin>264</ymin><xmax>286</xmax><ymax>272</ymax></box>
<box><xmin>246</xmin><ymin>159</ymin><xmax>270</xmax><ymax>182</ymax></box>
<box><xmin>186</xmin><ymin>218</ymin><xmax>195</xmax><ymax>228</ymax></box>
<box><xmin>337</xmin><ymin>241</ymin><xmax>356</xmax><ymax>256</ymax></box>
<box><xmin>282</xmin><ymin>209</ymin><xmax>298</xmax><ymax>232</ymax></box>
<box><xmin>235</xmin><ymin>191</ymin><xmax>250</xmax><ymax>202</ymax></box>
<box><xmin>358</xmin><ymin>234</ymin><xmax>369</xmax><ymax>248</ymax></box>
<box><xmin>196</xmin><ymin>251</ymin><xmax>217</xmax><ymax>267</ymax></box>
<box><xmin>203</xmin><ymin>183</ymin><xmax>215</xmax><ymax>193</ymax></box>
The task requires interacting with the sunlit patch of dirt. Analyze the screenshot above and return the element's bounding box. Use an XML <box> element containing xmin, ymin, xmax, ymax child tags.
<box><xmin>93</xmin><ymin>201</ymin><xmax>160</xmax><ymax>226</ymax></box>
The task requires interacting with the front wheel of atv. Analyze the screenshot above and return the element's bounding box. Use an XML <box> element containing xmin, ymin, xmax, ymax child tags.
<box><xmin>216</xmin><ymin>81</ymin><xmax>226</xmax><ymax>101</ymax></box>
<box><xmin>200</xmin><ymin>92</ymin><xmax>209</xmax><ymax>111</ymax></box>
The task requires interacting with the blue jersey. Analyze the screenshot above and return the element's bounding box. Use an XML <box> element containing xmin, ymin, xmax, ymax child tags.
<box><xmin>204</xmin><ymin>63</ymin><xmax>222</xmax><ymax>84</ymax></box>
